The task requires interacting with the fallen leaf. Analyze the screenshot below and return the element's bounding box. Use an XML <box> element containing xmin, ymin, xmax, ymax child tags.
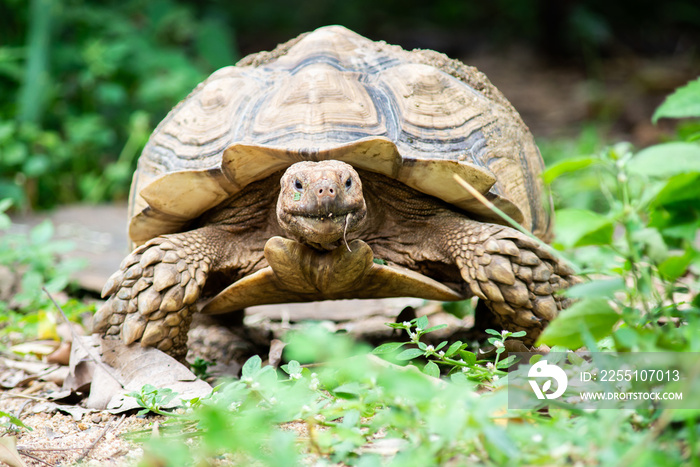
<box><xmin>268</xmin><ymin>339</ymin><xmax>286</xmax><ymax>368</ymax></box>
<box><xmin>46</xmin><ymin>341</ymin><xmax>72</xmax><ymax>365</ymax></box>
<box><xmin>67</xmin><ymin>335</ymin><xmax>213</xmax><ymax>412</ymax></box>
<box><xmin>98</xmin><ymin>338</ymin><xmax>213</xmax><ymax>412</ymax></box>
<box><xmin>0</xmin><ymin>436</ymin><xmax>27</xmax><ymax>467</ymax></box>
<box><xmin>9</xmin><ymin>341</ymin><xmax>60</xmax><ymax>358</ymax></box>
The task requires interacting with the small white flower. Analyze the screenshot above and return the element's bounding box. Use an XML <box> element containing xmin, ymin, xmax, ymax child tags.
<box><xmin>289</xmin><ymin>373</ymin><xmax>301</xmax><ymax>380</ymax></box>
<box><xmin>532</xmin><ymin>434</ymin><xmax>543</xmax><ymax>443</ymax></box>
<box><xmin>425</xmin><ymin>345</ymin><xmax>435</xmax><ymax>353</ymax></box>
<box><xmin>250</xmin><ymin>382</ymin><xmax>260</xmax><ymax>390</ymax></box>
<box><xmin>269</xmin><ymin>397</ymin><xmax>277</xmax><ymax>405</ymax></box>
<box><xmin>492</xmin><ymin>375</ymin><xmax>499</xmax><ymax>381</ymax></box>
<box><xmin>501</xmin><ymin>330</ymin><xmax>509</xmax><ymax>337</ymax></box>
<box><xmin>402</xmin><ymin>321</ymin><xmax>412</xmax><ymax>327</ymax></box>
<box><xmin>438</xmin><ymin>351</ymin><xmax>445</xmax><ymax>358</ymax></box>
<box><xmin>486</xmin><ymin>362</ymin><xmax>495</xmax><ymax>371</ymax></box>
<box><xmin>494</xmin><ymin>340</ymin><xmax>504</xmax><ymax>349</ymax></box>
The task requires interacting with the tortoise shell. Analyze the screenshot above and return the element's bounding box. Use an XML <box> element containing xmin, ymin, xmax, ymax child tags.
<box><xmin>128</xmin><ymin>25</ymin><xmax>551</xmax><ymax>246</ymax></box>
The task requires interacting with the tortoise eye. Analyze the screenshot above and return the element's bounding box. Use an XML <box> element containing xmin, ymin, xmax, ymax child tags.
<box><xmin>294</xmin><ymin>180</ymin><xmax>303</xmax><ymax>191</ymax></box>
<box><xmin>345</xmin><ymin>178</ymin><xmax>352</xmax><ymax>189</ymax></box>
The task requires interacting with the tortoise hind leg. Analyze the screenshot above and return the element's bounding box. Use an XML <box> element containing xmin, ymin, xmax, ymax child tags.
<box><xmin>93</xmin><ymin>227</ymin><xmax>219</xmax><ymax>360</ymax></box>
<box><xmin>442</xmin><ymin>220</ymin><xmax>579</xmax><ymax>345</ymax></box>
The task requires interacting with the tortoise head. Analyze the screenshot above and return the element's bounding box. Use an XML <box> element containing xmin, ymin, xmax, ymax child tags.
<box><xmin>277</xmin><ymin>160</ymin><xmax>367</xmax><ymax>249</ymax></box>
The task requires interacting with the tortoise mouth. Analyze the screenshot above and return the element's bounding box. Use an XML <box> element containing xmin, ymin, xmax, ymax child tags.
<box><xmin>278</xmin><ymin>208</ymin><xmax>367</xmax><ymax>249</ymax></box>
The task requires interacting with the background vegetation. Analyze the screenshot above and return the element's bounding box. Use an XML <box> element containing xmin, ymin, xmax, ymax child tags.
<box><xmin>2</xmin><ymin>0</ymin><xmax>700</xmax><ymax>465</ymax></box>
<box><xmin>1</xmin><ymin>0</ymin><xmax>699</xmax><ymax>209</ymax></box>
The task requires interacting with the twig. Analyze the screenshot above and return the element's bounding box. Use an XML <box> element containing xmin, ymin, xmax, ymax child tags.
<box><xmin>2</xmin><ymin>393</ymin><xmax>51</xmax><ymax>402</ymax></box>
<box><xmin>13</xmin><ymin>400</ymin><xmax>30</xmax><ymax>423</ymax></box>
<box><xmin>19</xmin><ymin>446</ymin><xmax>88</xmax><ymax>452</ymax></box>
<box><xmin>452</xmin><ymin>174</ymin><xmax>572</xmax><ymax>265</ymax></box>
<box><xmin>75</xmin><ymin>413</ymin><xmax>126</xmax><ymax>463</ymax></box>
<box><xmin>42</xmin><ymin>287</ymin><xmax>125</xmax><ymax>388</ymax></box>
<box><xmin>17</xmin><ymin>450</ymin><xmax>55</xmax><ymax>467</ymax></box>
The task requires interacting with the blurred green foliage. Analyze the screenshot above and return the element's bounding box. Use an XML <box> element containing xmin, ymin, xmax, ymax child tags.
<box><xmin>0</xmin><ymin>0</ymin><xmax>236</xmax><ymax>209</ymax></box>
<box><xmin>2</xmin><ymin>0</ymin><xmax>698</xmax><ymax>210</ymax></box>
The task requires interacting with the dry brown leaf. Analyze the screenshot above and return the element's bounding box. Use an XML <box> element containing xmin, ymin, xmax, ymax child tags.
<box><xmin>268</xmin><ymin>339</ymin><xmax>286</xmax><ymax>368</ymax></box>
<box><xmin>0</xmin><ymin>436</ymin><xmax>27</xmax><ymax>467</ymax></box>
<box><xmin>96</xmin><ymin>338</ymin><xmax>213</xmax><ymax>412</ymax></box>
<box><xmin>65</xmin><ymin>335</ymin><xmax>212</xmax><ymax>412</ymax></box>
<box><xmin>46</xmin><ymin>341</ymin><xmax>72</xmax><ymax>365</ymax></box>
<box><xmin>0</xmin><ymin>357</ymin><xmax>65</xmax><ymax>388</ymax></box>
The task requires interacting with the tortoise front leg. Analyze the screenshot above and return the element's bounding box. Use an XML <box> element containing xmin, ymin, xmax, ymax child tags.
<box><xmin>93</xmin><ymin>226</ymin><xmax>226</xmax><ymax>360</ymax></box>
<box><xmin>441</xmin><ymin>220</ymin><xmax>579</xmax><ymax>345</ymax></box>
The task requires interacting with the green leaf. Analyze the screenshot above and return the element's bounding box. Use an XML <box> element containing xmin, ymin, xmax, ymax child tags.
<box><xmin>627</xmin><ymin>142</ymin><xmax>700</xmax><ymax>178</ymax></box>
<box><xmin>653</xmin><ymin>77</ymin><xmax>700</xmax><ymax>122</ymax></box>
<box><xmin>341</xmin><ymin>409</ymin><xmax>361</xmax><ymax>427</ymax></box>
<box><xmin>415</xmin><ymin>315</ymin><xmax>429</xmax><ymax>330</ymax></box>
<box><xmin>281</xmin><ymin>360</ymin><xmax>301</xmax><ymax>376</ymax></box>
<box><xmin>554</xmin><ymin>209</ymin><xmax>615</xmax><ymax>248</ymax></box>
<box><xmin>459</xmin><ymin>350</ymin><xmax>477</xmax><ymax>366</ymax></box>
<box><xmin>395</xmin><ymin>348</ymin><xmax>425</xmax><ymax>361</ymax></box>
<box><xmin>652</xmin><ymin>172</ymin><xmax>700</xmax><ymax>206</ymax></box>
<box><xmin>496</xmin><ymin>355</ymin><xmax>517</xmax><ymax>369</ymax></box>
<box><xmin>565</xmin><ymin>278</ymin><xmax>625</xmax><ymax>299</ymax></box>
<box><xmin>423</xmin><ymin>361</ymin><xmax>440</xmax><ymax>378</ymax></box>
<box><xmin>30</xmin><ymin>219</ymin><xmax>54</xmax><ymax>244</ymax></box>
<box><xmin>536</xmin><ymin>298</ymin><xmax>620</xmax><ymax>349</ymax></box>
<box><xmin>372</xmin><ymin>342</ymin><xmax>406</xmax><ymax>355</ymax></box>
<box><xmin>485</xmin><ymin>329</ymin><xmax>503</xmax><ymax>337</ymax></box>
<box><xmin>423</xmin><ymin>324</ymin><xmax>448</xmax><ymax>334</ymax></box>
<box><xmin>631</xmin><ymin>228</ymin><xmax>668</xmax><ymax>264</ymax></box>
<box><xmin>658</xmin><ymin>249</ymin><xmax>696</xmax><ymax>282</ymax></box>
<box><xmin>241</xmin><ymin>355</ymin><xmax>262</xmax><ymax>379</ymax></box>
<box><xmin>0</xmin><ymin>198</ymin><xmax>12</xmax><ymax>212</ymax></box>
<box><xmin>333</xmin><ymin>382</ymin><xmax>362</xmax><ymax>395</ymax></box>
<box><xmin>543</xmin><ymin>156</ymin><xmax>597</xmax><ymax>184</ymax></box>
<box><xmin>444</xmin><ymin>341</ymin><xmax>463</xmax><ymax>357</ymax></box>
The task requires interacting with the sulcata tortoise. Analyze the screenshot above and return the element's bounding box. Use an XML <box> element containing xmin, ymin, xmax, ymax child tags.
<box><xmin>93</xmin><ymin>25</ymin><xmax>577</xmax><ymax>359</ymax></box>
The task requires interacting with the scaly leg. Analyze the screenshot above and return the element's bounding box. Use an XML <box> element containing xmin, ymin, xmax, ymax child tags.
<box><xmin>442</xmin><ymin>220</ymin><xmax>579</xmax><ymax>345</ymax></box>
<box><xmin>93</xmin><ymin>227</ymin><xmax>225</xmax><ymax>360</ymax></box>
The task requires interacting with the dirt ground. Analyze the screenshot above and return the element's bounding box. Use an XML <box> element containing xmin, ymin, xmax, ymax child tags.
<box><xmin>1</xmin><ymin>50</ymin><xmax>698</xmax><ymax>466</ymax></box>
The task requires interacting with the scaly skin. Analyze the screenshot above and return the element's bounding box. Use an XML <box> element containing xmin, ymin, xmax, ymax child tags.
<box><xmin>440</xmin><ymin>219</ymin><xmax>579</xmax><ymax>344</ymax></box>
<box><xmin>93</xmin><ymin>231</ymin><xmax>213</xmax><ymax>360</ymax></box>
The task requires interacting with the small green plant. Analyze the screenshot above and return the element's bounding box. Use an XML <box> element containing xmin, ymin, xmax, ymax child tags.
<box><xmin>0</xmin><ymin>199</ymin><xmax>87</xmax><ymax>345</ymax></box>
<box><xmin>0</xmin><ymin>410</ymin><xmax>30</xmax><ymax>431</ymax></box>
<box><xmin>373</xmin><ymin>315</ymin><xmax>522</xmax><ymax>383</ymax></box>
<box><xmin>127</xmin><ymin>384</ymin><xmax>181</xmax><ymax>417</ymax></box>
<box><xmin>189</xmin><ymin>357</ymin><xmax>216</xmax><ymax>380</ymax></box>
